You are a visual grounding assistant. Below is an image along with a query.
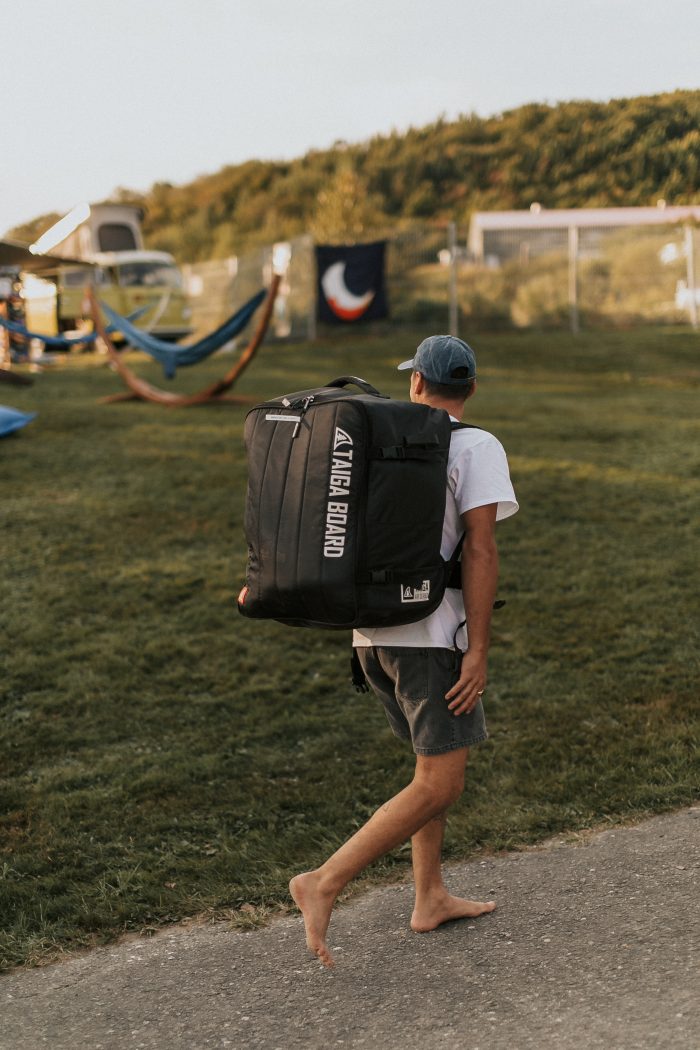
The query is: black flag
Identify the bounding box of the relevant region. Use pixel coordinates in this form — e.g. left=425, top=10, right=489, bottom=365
left=316, top=241, right=388, bottom=324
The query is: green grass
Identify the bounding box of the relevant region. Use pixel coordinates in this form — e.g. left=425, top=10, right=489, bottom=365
left=2, top=328, right=699, bottom=970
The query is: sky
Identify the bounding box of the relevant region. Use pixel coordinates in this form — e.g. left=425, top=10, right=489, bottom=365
left=2, top=0, right=699, bottom=238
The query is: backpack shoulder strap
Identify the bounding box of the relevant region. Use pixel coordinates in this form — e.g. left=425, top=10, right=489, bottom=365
left=446, top=421, right=482, bottom=586
left=450, top=421, right=482, bottom=432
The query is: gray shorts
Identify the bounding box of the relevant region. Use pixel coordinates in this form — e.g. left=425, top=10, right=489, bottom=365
left=356, top=646, right=488, bottom=756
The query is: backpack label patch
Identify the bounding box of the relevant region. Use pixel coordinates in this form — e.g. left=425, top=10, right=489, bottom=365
left=400, top=580, right=431, bottom=603
left=324, top=427, right=354, bottom=558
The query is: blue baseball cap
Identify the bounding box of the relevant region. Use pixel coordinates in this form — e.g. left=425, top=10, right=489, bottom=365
left=398, top=334, right=477, bottom=385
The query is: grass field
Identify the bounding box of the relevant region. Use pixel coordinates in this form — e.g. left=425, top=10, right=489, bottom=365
left=2, top=326, right=699, bottom=971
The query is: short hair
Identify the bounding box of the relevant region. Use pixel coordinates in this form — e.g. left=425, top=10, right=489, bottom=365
left=421, top=376, right=475, bottom=402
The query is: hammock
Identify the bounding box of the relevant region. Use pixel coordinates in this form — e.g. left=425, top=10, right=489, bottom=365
left=0, top=315, right=100, bottom=348
left=0, top=307, right=149, bottom=349
left=89, top=277, right=279, bottom=408
left=100, top=289, right=266, bottom=379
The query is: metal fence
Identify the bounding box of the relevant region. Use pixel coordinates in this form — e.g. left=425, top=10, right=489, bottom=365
left=181, top=235, right=316, bottom=343
left=463, top=221, right=699, bottom=334
left=180, top=221, right=700, bottom=342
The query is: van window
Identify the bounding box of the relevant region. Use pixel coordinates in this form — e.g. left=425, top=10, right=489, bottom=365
left=61, top=267, right=108, bottom=287
left=117, top=262, right=183, bottom=289
left=98, top=224, right=138, bottom=252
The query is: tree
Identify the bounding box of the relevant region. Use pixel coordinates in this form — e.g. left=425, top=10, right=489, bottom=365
left=6, top=212, right=61, bottom=244
left=310, top=161, right=385, bottom=243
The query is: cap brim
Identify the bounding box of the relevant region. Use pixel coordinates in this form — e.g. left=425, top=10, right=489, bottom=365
left=397, top=358, right=415, bottom=371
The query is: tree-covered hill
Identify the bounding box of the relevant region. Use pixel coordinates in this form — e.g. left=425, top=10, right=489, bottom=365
left=9, top=90, right=700, bottom=262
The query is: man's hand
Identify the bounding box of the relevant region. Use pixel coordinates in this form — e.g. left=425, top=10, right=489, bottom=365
left=445, top=649, right=488, bottom=716
left=446, top=502, right=498, bottom=718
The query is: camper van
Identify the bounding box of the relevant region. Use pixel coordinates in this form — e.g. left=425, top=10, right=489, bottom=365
left=56, top=250, right=190, bottom=341
left=23, top=202, right=191, bottom=343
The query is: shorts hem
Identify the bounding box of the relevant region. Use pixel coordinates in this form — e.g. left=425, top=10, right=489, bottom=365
left=413, top=732, right=488, bottom=756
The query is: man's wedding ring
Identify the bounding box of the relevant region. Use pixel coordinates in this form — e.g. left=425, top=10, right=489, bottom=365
left=477, top=689, right=484, bottom=695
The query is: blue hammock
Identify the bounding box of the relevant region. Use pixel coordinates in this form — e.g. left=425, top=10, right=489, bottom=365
left=0, top=307, right=149, bottom=349
left=100, top=289, right=266, bottom=379
left=0, top=405, right=36, bottom=437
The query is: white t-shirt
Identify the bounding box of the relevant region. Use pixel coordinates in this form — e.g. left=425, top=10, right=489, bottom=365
left=353, top=421, right=518, bottom=650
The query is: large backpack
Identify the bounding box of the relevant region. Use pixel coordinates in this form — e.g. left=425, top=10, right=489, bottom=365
left=237, top=376, right=470, bottom=630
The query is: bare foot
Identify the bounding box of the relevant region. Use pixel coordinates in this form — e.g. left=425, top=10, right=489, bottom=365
left=289, top=872, right=337, bottom=968
left=411, top=892, right=496, bottom=933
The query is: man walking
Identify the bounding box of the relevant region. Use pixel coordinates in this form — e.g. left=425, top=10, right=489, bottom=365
left=290, top=335, right=518, bottom=967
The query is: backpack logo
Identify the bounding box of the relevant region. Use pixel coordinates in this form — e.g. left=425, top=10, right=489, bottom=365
left=324, top=428, right=354, bottom=558
left=400, top=580, right=431, bottom=603
left=334, top=426, right=353, bottom=450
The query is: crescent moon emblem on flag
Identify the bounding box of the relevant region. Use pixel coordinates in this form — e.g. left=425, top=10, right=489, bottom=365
left=321, top=261, right=375, bottom=321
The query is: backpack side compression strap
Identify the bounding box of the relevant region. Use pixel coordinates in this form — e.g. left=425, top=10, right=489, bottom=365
left=368, top=445, right=442, bottom=461
left=445, top=422, right=506, bottom=607
left=445, top=421, right=480, bottom=589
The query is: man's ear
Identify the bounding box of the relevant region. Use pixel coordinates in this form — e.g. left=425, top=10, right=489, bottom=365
left=413, top=370, right=425, bottom=396
left=465, top=380, right=477, bottom=401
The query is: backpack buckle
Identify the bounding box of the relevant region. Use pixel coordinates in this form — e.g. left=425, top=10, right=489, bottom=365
left=377, top=446, right=405, bottom=460
left=369, top=570, right=389, bottom=583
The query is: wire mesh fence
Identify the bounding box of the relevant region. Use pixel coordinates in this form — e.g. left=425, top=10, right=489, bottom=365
left=180, top=220, right=700, bottom=342
left=181, top=235, right=316, bottom=343
left=462, top=221, right=699, bottom=332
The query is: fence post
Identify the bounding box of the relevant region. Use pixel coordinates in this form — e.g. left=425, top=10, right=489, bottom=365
left=307, top=236, right=317, bottom=342
left=448, top=222, right=458, bottom=336
left=684, top=224, right=698, bottom=330
left=568, top=225, right=579, bottom=335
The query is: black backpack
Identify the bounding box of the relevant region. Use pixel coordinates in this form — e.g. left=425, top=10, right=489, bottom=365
left=238, top=376, right=472, bottom=630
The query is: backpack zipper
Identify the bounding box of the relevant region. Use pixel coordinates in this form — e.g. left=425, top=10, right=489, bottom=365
left=291, top=395, right=315, bottom=438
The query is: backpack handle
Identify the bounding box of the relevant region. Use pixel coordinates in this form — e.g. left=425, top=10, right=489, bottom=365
left=327, top=376, right=388, bottom=398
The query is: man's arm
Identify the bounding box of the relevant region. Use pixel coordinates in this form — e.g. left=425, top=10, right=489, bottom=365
left=445, top=503, right=499, bottom=717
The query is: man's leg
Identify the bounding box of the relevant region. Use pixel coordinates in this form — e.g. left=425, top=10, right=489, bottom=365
left=290, top=749, right=469, bottom=967
left=409, top=749, right=496, bottom=931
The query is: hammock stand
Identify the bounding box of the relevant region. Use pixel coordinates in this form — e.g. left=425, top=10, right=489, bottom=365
left=0, top=303, right=33, bottom=384
left=90, top=275, right=280, bottom=407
